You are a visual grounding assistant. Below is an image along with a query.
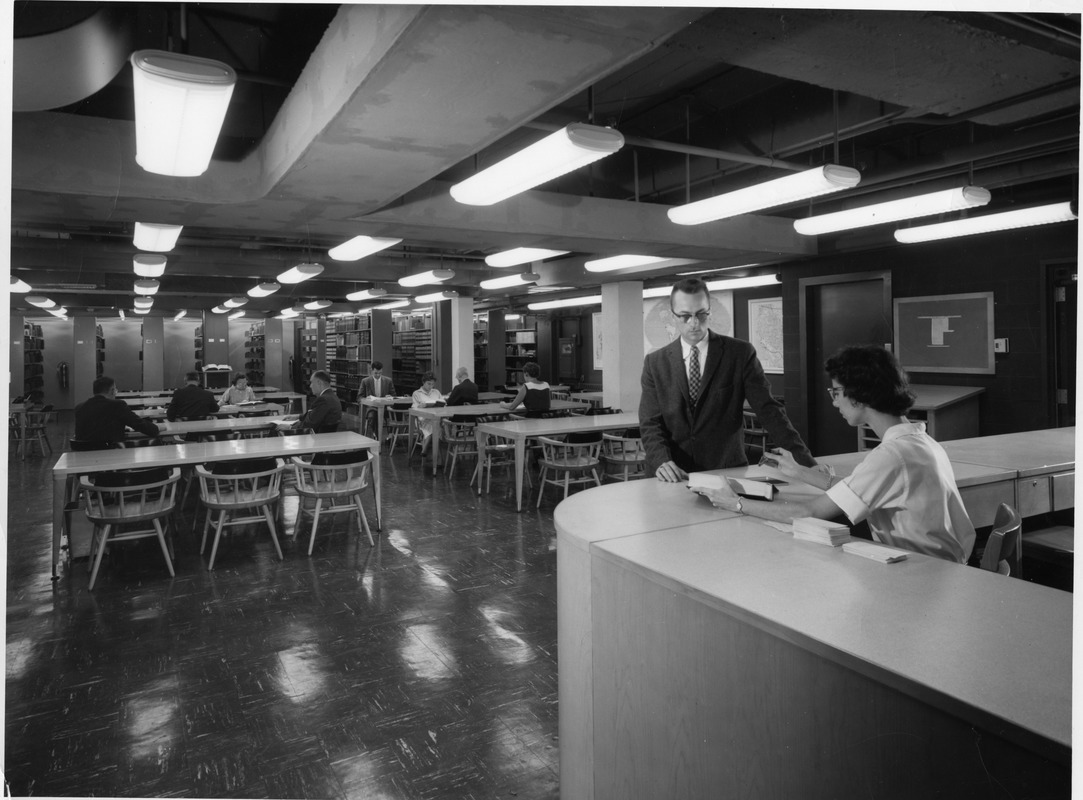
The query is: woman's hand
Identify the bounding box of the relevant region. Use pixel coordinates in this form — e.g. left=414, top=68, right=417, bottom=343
left=760, top=448, right=832, bottom=490
left=691, top=479, right=742, bottom=511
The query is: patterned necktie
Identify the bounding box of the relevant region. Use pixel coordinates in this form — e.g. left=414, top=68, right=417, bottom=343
left=688, top=346, right=701, bottom=405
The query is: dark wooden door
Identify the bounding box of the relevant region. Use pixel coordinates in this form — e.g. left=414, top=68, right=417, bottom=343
left=800, top=272, right=893, bottom=455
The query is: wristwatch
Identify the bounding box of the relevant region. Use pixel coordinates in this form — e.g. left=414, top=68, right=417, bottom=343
left=734, top=498, right=743, bottom=514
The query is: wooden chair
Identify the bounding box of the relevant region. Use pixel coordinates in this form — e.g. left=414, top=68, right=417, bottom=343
left=470, top=413, right=528, bottom=495
left=79, top=466, right=181, bottom=590
left=385, top=403, right=412, bottom=454
left=12, top=409, right=53, bottom=459
left=195, top=457, right=285, bottom=569
left=601, top=429, right=646, bottom=481
left=440, top=416, right=479, bottom=478
left=979, top=503, right=1023, bottom=577
left=535, top=434, right=602, bottom=507
left=290, top=450, right=374, bottom=555
left=742, top=411, right=772, bottom=462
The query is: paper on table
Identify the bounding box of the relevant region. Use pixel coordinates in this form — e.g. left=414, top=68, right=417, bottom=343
left=842, top=540, right=909, bottom=563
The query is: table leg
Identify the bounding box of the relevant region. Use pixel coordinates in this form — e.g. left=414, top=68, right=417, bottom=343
left=377, top=405, right=386, bottom=452
left=371, top=451, right=382, bottom=531
left=408, top=415, right=416, bottom=458
left=473, top=429, right=487, bottom=495
left=431, top=423, right=441, bottom=476
left=52, top=473, right=66, bottom=580
left=515, top=438, right=527, bottom=512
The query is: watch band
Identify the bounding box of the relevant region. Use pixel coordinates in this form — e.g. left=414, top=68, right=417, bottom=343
left=735, top=498, right=743, bottom=514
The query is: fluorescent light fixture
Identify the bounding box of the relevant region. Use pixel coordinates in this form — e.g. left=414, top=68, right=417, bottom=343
left=173, top=310, right=187, bottom=321
left=133, top=307, right=151, bottom=315
left=480, top=272, right=540, bottom=290
left=133, top=254, right=167, bottom=277
left=795, top=187, right=992, bottom=235
left=277, top=263, right=324, bottom=284
left=292, top=303, right=310, bottom=314
left=223, top=296, right=249, bottom=308
left=642, top=286, right=672, bottom=299
left=26, top=295, right=55, bottom=308
left=328, top=311, right=356, bottom=319
left=211, top=305, right=229, bottom=314
left=399, top=268, right=454, bottom=287
left=527, top=295, right=602, bottom=311
left=11, top=276, right=31, bottom=293
left=133, top=296, right=154, bottom=309
left=414, top=290, right=459, bottom=303
left=48, top=307, right=69, bottom=318
left=130, top=50, right=236, bottom=177
left=375, top=299, right=410, bottom=310
left=345, top=287, right=388, bottom=302
left=706, top=275, right=781, bottom=292
left=304, top=299, right=332, bottom=311
left=328, top=235, right=402, bottom=261
left=585, top=255, right=675, bottom=273
left=228, top=309, right=246, bottom=320
left=678, top=263, right=760, bottom=277
left=894, top=201, right=1078, bottom=243
left=450, top=123, right=625, bottom=206
left=133, top=222, right=183, bottom=251
left=278, top=306, right=301, bottom=318
left=485, top=247, right=570, bottom=268
left=505, top=313, right=522, bottom=321
left=134, top=279, right=160, bottom=295
left=668, top=164, right=861, bottom=225
left=118, top=309, right=126, bottom=320
left=247, top=280, right=281, bottom=298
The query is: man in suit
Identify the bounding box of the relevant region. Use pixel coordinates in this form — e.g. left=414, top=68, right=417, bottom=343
left=167, top=371, right=220, bottom=421
left=358, top=361, right=396, bottom=437
left=74, top=375, right=160, bottom=445
left=445, top=366, right=478, bottom=406
left=302, top=370, right=342, bottom=433
left=639, top=277, right=818, bottom=481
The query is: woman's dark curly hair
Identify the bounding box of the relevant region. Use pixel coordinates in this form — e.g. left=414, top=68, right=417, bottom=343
left=523, top=361, right=542, bottom=379
left=825, top=345, right=915, bottom=416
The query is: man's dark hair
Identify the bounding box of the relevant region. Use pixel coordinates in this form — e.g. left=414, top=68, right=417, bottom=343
left=312, top=370, right=332, bottom=384
left=371, top=361, right=384, bottom=371
left=185, top=371, right=201, bottom=383
left=93, top=376, right=115, bottom=395
left=825, top=345, right=915, bottom=416
left=420, top=371, right=436, bottom=383
left=670, top=277, right=710, bottom=308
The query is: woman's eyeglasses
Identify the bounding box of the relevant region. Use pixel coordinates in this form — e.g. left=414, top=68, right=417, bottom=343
left=826, top=387, right=844, bottom=400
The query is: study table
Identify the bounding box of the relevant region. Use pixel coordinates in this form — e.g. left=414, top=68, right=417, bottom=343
left=358, top=396, right=414, bottom=451
left=135, top=416, right=295, bottom=439
left=569, top=391, right=604, bottom=407
left=554, top=464, right=1072, bottom=800
left=857, top=384, right=986, bottom=449
left=410, top=399, right=590, bottom=476
left=51, top=431, right=379, bottom=580
left=475, top=411, right=639, bottom=509
left=133, top=402, right=285, bottom=421
left=250, top=390, right=307, bottom=414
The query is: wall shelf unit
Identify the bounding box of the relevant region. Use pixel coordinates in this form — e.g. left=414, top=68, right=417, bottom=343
left=244, top=322, right=266, bottom=385
left=473, top=316, right=489, bottom=390
left=392, top=311, right=433, bottom=395
left=23, top=322, right=44, bottom=393
left=504, top=315, right=538, bottom=386
left=327, top=315, right=374, bottom=403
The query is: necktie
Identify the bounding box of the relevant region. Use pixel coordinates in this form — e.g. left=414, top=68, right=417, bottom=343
left=375, top=379, right=382, bottom=397
left=688, top=346, right=701, bottom=405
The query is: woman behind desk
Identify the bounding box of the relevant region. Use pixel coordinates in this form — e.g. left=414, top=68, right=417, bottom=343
left=499, top=361, right=551, bottom=418
left=412, top=371, right=444, bottom=458
left=698, top=345, right=976, bottom=564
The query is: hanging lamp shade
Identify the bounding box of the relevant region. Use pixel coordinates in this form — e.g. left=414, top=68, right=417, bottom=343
left=485, top=248, right=569, bottom=268
left=398, top=268, right=454, bottom=287
left=130, top=50, right=236, bottom=177
left=480, top=272, right=540, bottom=290
left=223, top=296, right=249, bottom=308
left=345, top=287, right=387, bottom=302
left=26, top=296, right=56, bottom=308
left=133, top=254, right=167, bottom=277
left=328, top=235, right=402, bottom=261
left=133, top=222, right=183, bottom=251
left=133, top=296, right=154, bottom=309
left=277, top=263, right=324, bottom=284
left=303, top=299, right=332, bottom=310
left=10, top=276, right=32, bottom=293
left=134, top=279, right=160, bottom=295
left=247, top=281, right=281, bottom=298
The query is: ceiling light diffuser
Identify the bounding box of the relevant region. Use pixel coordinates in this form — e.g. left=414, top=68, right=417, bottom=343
left=173, top=310, right=187, bottom=320
left=48, top=307, right=69, bottom=317
left=133, top=296, right=154, bottom=309
left=133, top=307, right=150, bottom=315
left=668, top=164, right=861, bottom=225
left=133, top=222, right=183, bottom=251
left=345, top=287, right=388, bottom=302
left=248, top=281, right=280, bottom=298
left=26, top=296, right=55, bottom=308
left=134, top=279, right=160, bottom=295
left=398, top=268, right=455, bottom=287
left=133, top=254, right=167, bottom=277
left=304, top=299, right=332, bottom=310
left=130, top=50, right=236, bottom=177
left=527, top=295, right=602, bottom=311
left=894, top=201, right=1078, bottom=243
left=794, top=187, right=992, bottom=235
left=414, top=290, right=459, bottom=303
left=328, top=235, right=403, bottom=261
left=584, top=255, right=674, bottom=273
left=118, top=309, right=126, bottom=320
left=211, top=305, right=229, bottom=314
left=480, top=272, right=540, bottom=290
left=228, top=309, right=246, bottom=319
left=223, top=296, right=249, bottom=308
left=10, top=276, right=31, bottom=293
left=705, top=275, right=781, bottom=291
left=485, top=248, right=570, bottom=268
left=375, top=299, right=410, bottom=310
left=277, top=263, right=324, bottom=284
left=450, top=123, right=625, bottom=206
left=278, top=306, right=301, bottom=318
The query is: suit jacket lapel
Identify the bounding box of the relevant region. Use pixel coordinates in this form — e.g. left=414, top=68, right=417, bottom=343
left=700, top=331, right=724, bottom=389
left=667, top=338, right=692, bottom=409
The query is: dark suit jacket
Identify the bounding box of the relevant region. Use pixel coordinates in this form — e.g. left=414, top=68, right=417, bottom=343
left=302, top=389, right=342, bottom=433
left=358, top=375, right=396, bottom=398
left=74, top=394, right=160, bottom=444
left=638, top=331, right=814, bottom=476
left=445, top=379, right=478, bottom=406
left=167, top=383, right=220, bottom=421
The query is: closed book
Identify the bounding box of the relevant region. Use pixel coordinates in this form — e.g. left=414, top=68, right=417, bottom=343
left=687, top=473, right=777, bottom=501
left=842, top=541, right=909, bottom=563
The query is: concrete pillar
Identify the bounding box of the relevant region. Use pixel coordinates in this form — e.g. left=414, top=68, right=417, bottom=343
left=141, top=316, right=164, bottom=390
left=449, top=296, right=475, bottom=382
left=601, top=281, right=644, bottom=413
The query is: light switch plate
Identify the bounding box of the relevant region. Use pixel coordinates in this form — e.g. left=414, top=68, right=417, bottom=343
left=994, top=338, right=1009, bottom=353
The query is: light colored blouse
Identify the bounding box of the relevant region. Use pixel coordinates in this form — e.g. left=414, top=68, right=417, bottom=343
left=220, top=385, right=256, bottom=405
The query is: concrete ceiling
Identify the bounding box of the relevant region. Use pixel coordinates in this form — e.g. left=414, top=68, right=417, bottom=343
left=9, top=4, right=1080, bottom=317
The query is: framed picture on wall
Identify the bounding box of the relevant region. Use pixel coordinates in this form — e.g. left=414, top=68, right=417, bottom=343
left=894, top=292, right=995, bottom=374
left=747, top=297, right=784, bottom=374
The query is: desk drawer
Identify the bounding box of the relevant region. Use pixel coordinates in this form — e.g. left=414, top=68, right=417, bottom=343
left=1018, top=476, right=1052, bottom=516
left=1052, top=471, right=1074, bottom=512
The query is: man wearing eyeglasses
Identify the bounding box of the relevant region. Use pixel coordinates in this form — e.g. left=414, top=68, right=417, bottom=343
left=639, top=277, right=818, bottom=481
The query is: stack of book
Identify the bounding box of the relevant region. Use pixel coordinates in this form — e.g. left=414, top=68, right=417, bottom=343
left=792, top=517, right=851, bottom=547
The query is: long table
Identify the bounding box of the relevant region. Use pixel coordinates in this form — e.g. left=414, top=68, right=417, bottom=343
left=555, top=453, right=1073, bottom=799
left=358, top=396, right=414, bottom=450
left=51, top=431, right=379, bottom=580
left=133, top=402, right=285, bottom=420
left=147, top=416, right=294, bottom=438
left=475, top=411, right=640, bottom=509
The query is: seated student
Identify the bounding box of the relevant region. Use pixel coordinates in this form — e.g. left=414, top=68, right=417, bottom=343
left=168, top=371, right=220, bottom=421
left=358, top=361, right=397, bottom=437
left=696, top=345, right=976, bottom=564
left=219, top=373, right=256, bottom=405
left=300, top=370, right=342, bottom=433
left=499, top=361, right=550, bottom=418
left=445, top=366, right=478, bottom=406
left=74, top=375, right=160, bottom=446
left=411, top=371, right=444, bottom=457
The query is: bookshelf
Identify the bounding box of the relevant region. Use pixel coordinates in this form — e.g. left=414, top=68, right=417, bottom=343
left=392, top=311, right=433, bottom=395
left=194, top=325, right=204, bottom=369
left=504, top=315, right=538, bottom=386
left=95, top=324, right=105, bottom=377
left=473, top=315, right=489, bottom=390
left=327, top=314, right=374, bottom=404
left=300, top=317, right=322, bottom=387
left=23, top=322, right=44, bottom=393
left=244, top=322, right=266, bottom=385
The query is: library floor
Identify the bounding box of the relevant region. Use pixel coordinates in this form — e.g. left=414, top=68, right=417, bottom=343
left=5, top=416, right=561, bottom=799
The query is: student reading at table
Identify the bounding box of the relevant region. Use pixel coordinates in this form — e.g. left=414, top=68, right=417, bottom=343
left=695, top=345, right=976, bottom=564
left=412, top=371, right=444, bottom=458
left=74, top=375, right=160, bottom=446
left=499, top=362, right=550, bottom=418
left=219, top=373, right=256, bottom=405
left=300, top=370, right=342, bottom=433
left=359, top=361, right=397, bottom=437
left=168, top=371, right=220, bottom=421
left=445, top=366, right=478, bottom=406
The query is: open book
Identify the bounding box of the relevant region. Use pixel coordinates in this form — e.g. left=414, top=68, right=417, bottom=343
left=687, top=472, right=777, bottom=501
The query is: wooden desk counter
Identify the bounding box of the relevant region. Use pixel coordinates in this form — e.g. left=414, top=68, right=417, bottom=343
left=555, top=478, right=1072, bottom=800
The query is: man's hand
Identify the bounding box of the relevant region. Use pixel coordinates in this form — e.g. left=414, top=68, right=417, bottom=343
left=655, top=460, right=688, bottom=483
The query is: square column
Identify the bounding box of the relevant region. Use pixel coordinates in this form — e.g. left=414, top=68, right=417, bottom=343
left=601, top=281, right=644, bottom=412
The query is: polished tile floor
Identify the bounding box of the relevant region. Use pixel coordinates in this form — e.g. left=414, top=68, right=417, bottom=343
left=5, top=417, right=562, bottom=798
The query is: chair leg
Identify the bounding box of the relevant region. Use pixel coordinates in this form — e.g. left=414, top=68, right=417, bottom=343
left=264, top=505, right=284, bottom=560
left=307, top=498, right=323, bottom=556
left=88, top=523, right=111, bottom=590
left=200, top=509, right=214, bottom=553
left=208, top=512, right=228, bottom=569
left=353, top=493, right=374, bottom=547
left=154, top=519, right=175, bottom=577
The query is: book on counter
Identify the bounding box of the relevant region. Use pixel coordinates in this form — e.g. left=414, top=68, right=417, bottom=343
left=687, top=472, right=777, bottom=501
left=792, top=516, right=851, bottom=547
left=842, top=540, right=910, bottom=563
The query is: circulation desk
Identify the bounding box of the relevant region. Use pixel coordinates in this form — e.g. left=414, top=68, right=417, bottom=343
left=555, top=474, right=1072, bottom=799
